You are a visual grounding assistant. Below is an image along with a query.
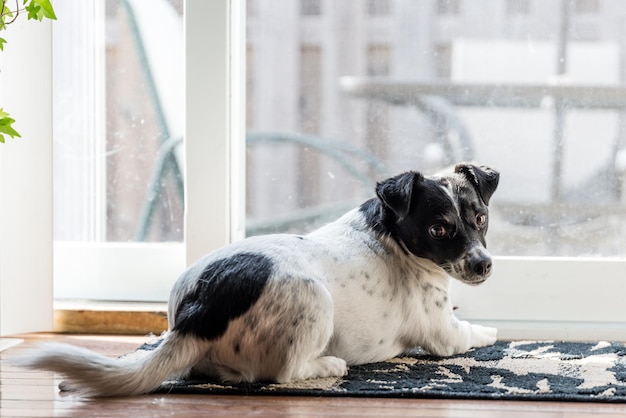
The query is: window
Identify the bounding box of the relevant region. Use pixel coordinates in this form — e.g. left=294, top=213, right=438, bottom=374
left=246, top=1, right=626, bottom=258
left=3, top=0, right=624, bottom=340
left=54, top=1, right=184, bottom=244
left=50, top=0, right=243, bottom=303
left=52, top=0, right=186, bottom=301
left=245, top=1, right=626, bottom=340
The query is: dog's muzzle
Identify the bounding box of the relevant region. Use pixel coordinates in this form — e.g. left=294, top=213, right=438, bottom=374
left=469, top=249, right=492, bottom=277
left=463, top=245, right=493, bottom=284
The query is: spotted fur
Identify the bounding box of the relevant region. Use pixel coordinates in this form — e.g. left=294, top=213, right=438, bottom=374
left=15, top=163, right=499, bottom=397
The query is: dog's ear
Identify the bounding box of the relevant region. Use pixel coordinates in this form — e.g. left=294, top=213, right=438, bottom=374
left=376, top=171, right=423, bottom=219
left=455, top=163, right=500, bottom=205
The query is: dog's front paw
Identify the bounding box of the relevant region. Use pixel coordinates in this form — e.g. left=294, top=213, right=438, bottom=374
left=315, top=356, right=348, bottom=378
left=287, top=356, right=348, bottom=382
left=470, top=324, right=497, bottom=348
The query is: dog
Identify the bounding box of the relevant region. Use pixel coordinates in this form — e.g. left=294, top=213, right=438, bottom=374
left=16, top=163, right=499, bottom=397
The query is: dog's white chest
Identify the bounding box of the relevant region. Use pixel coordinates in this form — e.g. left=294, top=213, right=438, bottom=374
left=302, top=219, right=449, bottom=364
left=318, top=268, right=419, bottom=363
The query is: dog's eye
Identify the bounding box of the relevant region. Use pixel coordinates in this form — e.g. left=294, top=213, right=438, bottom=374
left=476, top=213, right=487, bottom=228
left=428, top=225, right=447, bottom=239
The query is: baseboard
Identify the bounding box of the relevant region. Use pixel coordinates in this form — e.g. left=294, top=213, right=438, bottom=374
left=53, top=300, right=168, bottom=335
left=474, top=319, right=626, bottom=342
left=52, top=301, right=624, bottom=342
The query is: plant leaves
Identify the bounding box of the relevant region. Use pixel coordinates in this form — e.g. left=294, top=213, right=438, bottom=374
left=31, top=0, right=57, bottom=20
left=0, top=1, right=55, bottom=144
left=2, top=7, right=14, bottom=20
left=25, top=2, right=42, bottom=21
left=0, top=110, right=21, bottom=139
left=0, top=121, right=21, bottom=138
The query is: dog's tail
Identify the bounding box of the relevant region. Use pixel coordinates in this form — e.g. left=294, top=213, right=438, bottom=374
left=13, top=331, right=205, bottom=397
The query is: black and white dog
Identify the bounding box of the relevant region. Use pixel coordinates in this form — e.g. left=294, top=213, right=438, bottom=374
left=19, top=163, right=499, bottom=397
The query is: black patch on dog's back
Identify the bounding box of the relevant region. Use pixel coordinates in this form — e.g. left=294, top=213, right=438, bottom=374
left=173, top=252, right=273, bottom=340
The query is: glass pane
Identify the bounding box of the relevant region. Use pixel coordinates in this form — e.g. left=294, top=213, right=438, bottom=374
left=245, top=0, right=626, bottom=258
left=53, top=0, right=184, bottom=243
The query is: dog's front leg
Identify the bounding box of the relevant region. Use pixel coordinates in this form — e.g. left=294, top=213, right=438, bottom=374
left=468, top=321, right=498, bottom=348
left=421, top=313, right=497, bottom=357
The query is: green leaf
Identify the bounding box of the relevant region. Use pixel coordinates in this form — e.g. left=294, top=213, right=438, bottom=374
left=0, top=37, right=5, bottom=51
left=25, top=2, right=43, bottom=21
left=0, top=134, right=5, bottom=143
left=0, top=110, right=21, bottom=139
left=2, top=8, right=14, bottom=20
left=1, top=8, right=12, bottom=30
left=0, top=120, right=21, bottom=138
left=31, top=0, right=56, bottom=20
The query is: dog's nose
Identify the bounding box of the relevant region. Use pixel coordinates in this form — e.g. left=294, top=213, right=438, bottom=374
left=470, top=257, right=492, bottom=277
left=467, top=245, right=493, bottom=279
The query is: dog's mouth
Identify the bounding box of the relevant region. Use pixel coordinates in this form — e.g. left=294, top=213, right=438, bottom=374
left=442, top=261, right=492, bottom=285
left=461, top=275, right=489, bottom=286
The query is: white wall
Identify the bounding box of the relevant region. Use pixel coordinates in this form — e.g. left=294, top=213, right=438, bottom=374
left=0, top=17, right=53, bottom=335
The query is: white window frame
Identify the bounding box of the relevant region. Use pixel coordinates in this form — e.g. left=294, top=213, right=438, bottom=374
left=452, top=257, right=626, bottom=341
left=0, top=0, right=244, bottom=334
left=53, top=0, right=246, bottom=303
left=1, top=0, right=625, bottom=341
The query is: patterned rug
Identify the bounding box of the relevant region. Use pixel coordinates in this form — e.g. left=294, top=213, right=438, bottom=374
left=139, top=340, right=626, bottom=402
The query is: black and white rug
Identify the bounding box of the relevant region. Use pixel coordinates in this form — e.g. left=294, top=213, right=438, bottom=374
left=139, top=340, right=626, bottom=402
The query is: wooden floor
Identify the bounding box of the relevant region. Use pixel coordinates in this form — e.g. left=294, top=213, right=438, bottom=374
left=2, top=334, right=626, bottom=417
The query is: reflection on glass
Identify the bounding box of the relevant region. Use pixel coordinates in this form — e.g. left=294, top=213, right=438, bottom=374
left=53, top=0, right=184, bottom=243
left=246, top=0, right=626, bottom=257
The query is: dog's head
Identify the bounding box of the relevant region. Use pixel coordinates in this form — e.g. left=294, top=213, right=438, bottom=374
left=374, top=163, right=499, bottom=285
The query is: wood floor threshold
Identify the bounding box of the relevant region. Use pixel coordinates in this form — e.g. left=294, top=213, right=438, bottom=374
left=53, top=300, right=168, bottom=335
left=1, top=334, right=626, bottom=417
